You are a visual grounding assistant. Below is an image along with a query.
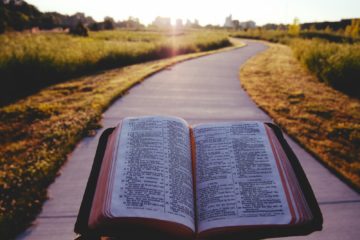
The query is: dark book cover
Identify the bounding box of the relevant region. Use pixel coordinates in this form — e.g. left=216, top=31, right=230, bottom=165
left=74, top=123, right=323, bottom=240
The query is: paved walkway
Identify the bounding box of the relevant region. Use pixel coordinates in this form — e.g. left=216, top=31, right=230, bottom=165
left=17, top=41, right=360, bottom=240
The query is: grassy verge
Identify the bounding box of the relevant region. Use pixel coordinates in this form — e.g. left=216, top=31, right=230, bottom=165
left=231, top=29, right=291, bottom=44
left=0, top=30, right=231, bottom=105
left=231, top=30, right=360, bottom=98
left=240, top=42, right=360, bottom=191
left=231, top=29, right=360, bottom=44
left=0, top=39, right=244, bottom=239
left=291, top=39, right=360, bottom=97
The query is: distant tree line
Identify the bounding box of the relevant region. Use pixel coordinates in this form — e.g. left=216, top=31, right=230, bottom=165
left=1, top=0, right=358, bottom=36
left=88, top=16, right=144, bottom=31
left=262, top=18, right=359, bottom=34
left=0, top=0, right=144, bottom=34
left=0, top=0, right=43, bottom=32
left=301, top=19, right=353, bottom=31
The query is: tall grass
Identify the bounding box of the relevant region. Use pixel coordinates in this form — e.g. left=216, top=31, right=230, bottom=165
left=231, top=29, right=360, bottom=44
left=231, top=29, right=360, bottom=97
left=0, top=30, right=233, bottom=239
left=240, top=43, right=360, bottom=191
left=291, top=39, right=360, bottom=97
left=230, top=29, right=291, bottom=44
left=0, top=30, right=230, bottom=105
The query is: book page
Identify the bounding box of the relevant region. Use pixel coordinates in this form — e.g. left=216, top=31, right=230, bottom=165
left=193, top=122, right=291, bottom=232
left=109, top=116, right=195, bottom=231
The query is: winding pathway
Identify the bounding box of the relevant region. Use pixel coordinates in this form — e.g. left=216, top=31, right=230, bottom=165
left=17, top=40, right=360, bottom=240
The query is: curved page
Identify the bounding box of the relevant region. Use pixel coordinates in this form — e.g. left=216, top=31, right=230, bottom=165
left=193, top=122, right=292, bottom=233
left=109, top=116, right=195, bottom=231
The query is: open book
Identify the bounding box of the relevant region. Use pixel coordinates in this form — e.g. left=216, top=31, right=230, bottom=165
left=75, top=116, right=322, bottom=239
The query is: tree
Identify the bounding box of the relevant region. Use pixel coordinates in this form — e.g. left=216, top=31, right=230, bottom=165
left=89, top=22, right=102, bottom=31
left=69, top=22, right=88, bottom=36
left=324, top=26, right=332, bottom=33
left=0, top=21, right=5, bottom=33
left=0, top=0, right=43, bottom=32
left=309, top=24, right=317, bottom=32
left=104, top=16, right=115, bottom=30
left=288, top=18, right=300, bottom=36
left=40, top=14, right=59, bottom=29
left=117, top=17, right=144, bottom=29
left=0, top=1, right=7, bottom=33
left=345, top=19, right=360, bottom=38
left=9, top=11, right=30, bottom=30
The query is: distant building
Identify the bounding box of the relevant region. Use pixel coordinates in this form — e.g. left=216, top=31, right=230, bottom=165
left=193, top=19, right=200, bottom=27
left=183, top=19, right=200, bottom=28
left=152, top=16, right=171, bottom=28
left=176, top=19, right=183, bottom=28
left=224, top=15, right=234, bottom=28
left=185, top=19, right=192, bottom=28
left=224, top=15, right=256, bottom=29
left=239, top=20, right=256, bottom=29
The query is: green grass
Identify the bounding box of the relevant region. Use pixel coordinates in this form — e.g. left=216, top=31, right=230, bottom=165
left=0, top=29, right=230, bottom=105
left=231, top=29, right=360, bottom=44
left=231, top=29, right=360, bottom=97
left=231, top=29, right=291, bottom=44
left=0, top=36, right=243, bottom=239
left=291, top=39, right=360, bottom=96
left=240, top=42, right=360, bottom=192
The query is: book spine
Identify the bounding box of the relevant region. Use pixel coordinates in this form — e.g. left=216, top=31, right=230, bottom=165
left=189, top=127, right=199, bottom=235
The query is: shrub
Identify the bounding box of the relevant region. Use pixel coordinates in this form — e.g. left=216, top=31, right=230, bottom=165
left=300, top=31, right=358, bottom=43
left=230, top=29, right=291, bottom=44
left=232, top=30, right=360, bottom=97
left=291, top=39, right=360, bottom=97
left=69, top=22, right=88, bottom=37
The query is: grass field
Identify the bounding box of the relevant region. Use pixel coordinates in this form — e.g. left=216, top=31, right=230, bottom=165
left=231, top=29, right=291, bottom=43
left=0, top=36, right=242, bottom=239
left=291, top=39, right=360, bottom=96
left=231, top=29, right=360, bottom=44
left=0, top=29, right=230, bottom=105
left=240, top=42, right=360, bottom=191
left=232, top=30, right=360, bottom=97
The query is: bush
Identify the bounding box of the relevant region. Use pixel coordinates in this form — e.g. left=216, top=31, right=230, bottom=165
left=291, top=39, right=360, bottom=97
left=232, top=30, right=360, bottom=97
left=69, top=22, right=88, bottom=37
left=300, top=31, right=359, bottom=43
left=231, top=29, right=291, bottom=44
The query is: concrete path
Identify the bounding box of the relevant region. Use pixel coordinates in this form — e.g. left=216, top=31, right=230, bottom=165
left=17, top=41, right=360, bottom=240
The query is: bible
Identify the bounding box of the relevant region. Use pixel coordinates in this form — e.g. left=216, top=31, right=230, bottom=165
left=75, top=116, right=322, bottom=239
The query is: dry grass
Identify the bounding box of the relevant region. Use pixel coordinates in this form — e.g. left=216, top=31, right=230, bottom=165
left=0, top=40, right=244, bottom=239
left=0, top=30, right=231, bottom=105
left=240, top=42, right=360, bottom=191
left=232, top=30, right=360, bottom=98
left=291, top=39, right=360, bottom=97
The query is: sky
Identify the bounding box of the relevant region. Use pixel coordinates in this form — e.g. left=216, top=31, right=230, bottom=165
left=26, top=0, right=360, bottom=26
